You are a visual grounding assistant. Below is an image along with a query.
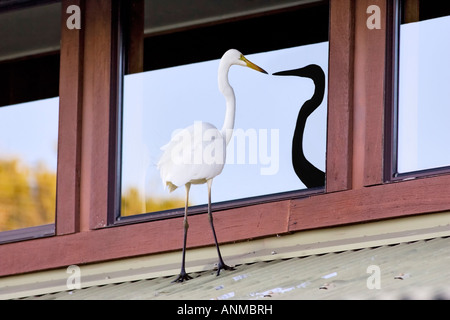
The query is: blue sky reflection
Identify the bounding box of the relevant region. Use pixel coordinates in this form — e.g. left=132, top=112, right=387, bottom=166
left=121, top=43, right=329, bottom=209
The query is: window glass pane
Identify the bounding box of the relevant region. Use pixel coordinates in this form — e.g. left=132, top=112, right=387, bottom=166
left=397, top=1, right=450, bottom=174
left=120, top=1, right=329, bottom=218
left=0, top=2, right=60, bottom=232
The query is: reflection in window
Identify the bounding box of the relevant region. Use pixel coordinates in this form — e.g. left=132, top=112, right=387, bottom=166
left=119, top=1, right=329, bottom=218
left=396, top=1, right=450, bottom=174
left=0, top=2, right=60, bottom=232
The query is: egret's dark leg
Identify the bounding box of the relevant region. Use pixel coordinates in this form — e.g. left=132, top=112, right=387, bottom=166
left=207, top=179, right=234, bottom=276
left=172, top=183, right=193, bottom=283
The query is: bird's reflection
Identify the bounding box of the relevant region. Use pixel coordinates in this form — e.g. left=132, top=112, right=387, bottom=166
left=273, top=65, right=326, bottom=188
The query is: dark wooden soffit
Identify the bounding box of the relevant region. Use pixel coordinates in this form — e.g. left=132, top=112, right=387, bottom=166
left=0, top=0, right=58, bottom=12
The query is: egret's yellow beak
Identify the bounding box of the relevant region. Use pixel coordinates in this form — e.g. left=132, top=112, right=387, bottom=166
left=240, top=55, right=268, bottom=74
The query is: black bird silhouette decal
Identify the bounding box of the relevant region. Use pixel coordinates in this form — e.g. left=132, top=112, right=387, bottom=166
left=273, top=64, right=326, bottom=188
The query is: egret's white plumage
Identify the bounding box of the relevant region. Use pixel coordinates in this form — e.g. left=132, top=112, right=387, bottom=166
left=158, top=121, right=226, bottom=192
left=157, top=49, right=267, bottom=282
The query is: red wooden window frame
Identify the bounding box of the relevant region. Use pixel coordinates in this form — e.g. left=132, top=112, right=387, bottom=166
left=0, top=1, right=61, bottom=242
left=2, top=0, right=450, bottom=277
left=114, top=1, right=330, bottom=225
left=384, top=0, right=450, bottom=183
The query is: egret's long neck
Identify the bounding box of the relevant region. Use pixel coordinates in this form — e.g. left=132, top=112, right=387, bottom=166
left=218, top=62, right=236, bottom=146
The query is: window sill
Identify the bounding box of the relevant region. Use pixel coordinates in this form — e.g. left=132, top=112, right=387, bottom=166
left=115, top=187, right=325, bottom=226
left=0, top=224, right=55, bottom=245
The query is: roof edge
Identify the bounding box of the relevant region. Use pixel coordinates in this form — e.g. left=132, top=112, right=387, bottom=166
left=2, top=211, right=450, bottom=299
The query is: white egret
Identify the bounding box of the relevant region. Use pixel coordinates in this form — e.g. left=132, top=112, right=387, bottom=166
left=157, top=49, right=268, bottom=282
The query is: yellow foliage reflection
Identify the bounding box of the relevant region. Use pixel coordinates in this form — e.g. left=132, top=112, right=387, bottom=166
left=121, top=187, right=185, bottom=217
left=0, top=159, right=186, bottom=230
left=0, top=158, right=56, bottom=232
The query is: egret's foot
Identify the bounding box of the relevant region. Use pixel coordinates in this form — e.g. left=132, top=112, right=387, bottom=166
left=215, top=261, right=235, bottom=276
left=172, top=271, right=193, bottom=283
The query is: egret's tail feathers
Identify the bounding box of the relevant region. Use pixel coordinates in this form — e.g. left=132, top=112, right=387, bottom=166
left=166, top=181, right=178, bottom=193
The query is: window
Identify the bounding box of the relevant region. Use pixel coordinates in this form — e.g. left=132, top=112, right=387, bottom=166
left=389, top=0, right=450, bottom=178
left=6, top=0, right=449, bottom=278
left=117, top=0, right=329, bottom=221
left=0, top=1, right=60, bottom=236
